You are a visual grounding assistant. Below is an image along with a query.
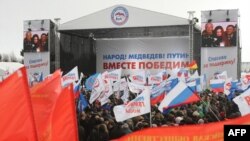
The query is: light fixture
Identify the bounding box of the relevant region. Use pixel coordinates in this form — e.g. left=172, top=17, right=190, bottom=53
left=207, top=11, right=212, bottom=23
left=226, top=10, right=230, bottom=22
left=28, top=21, right=32, bottom=31
left=40, top=20, right=44, bottom=31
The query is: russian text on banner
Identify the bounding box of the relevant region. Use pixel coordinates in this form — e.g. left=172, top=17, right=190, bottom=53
left=116, top=114, right=250, bottom=141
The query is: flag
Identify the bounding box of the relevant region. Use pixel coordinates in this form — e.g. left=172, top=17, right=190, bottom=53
left=210, top=79, right=225, bottom=93
left=165, top=78, right=179, bottom=92
left=39, top=72, right=43, bottom=82
left=128, top=81, right=145, bottom=94
left=148, top=70, right=166, bottom=85
left=62, top=66, right=79, bottom=87
left=240, top=74, right=250, bottom=91
left=186, top=80, right=197, bottom=92
left=233, top=88, right=250, bottom=116
left=73, top=72, right=84, bottom=99
left=113, top=88, right=151, bottom=122
left=189, top=60, right=198, bottom=70
left=0, top=67, right=38, bottom=141
left=150, top=81, right=167, bottom=105
left=30, top=69, right=62, bottom=141
left=224, top=78, right=232, bottom=95
left=51, top=84, right=78, bottom=141
left=78, top=93, right=88, bottom=113
left=214, top=71, right=227, bottom=80
left=98, top=79, right=113, bottom=106
left=85, top=73, right=99, bottom=91
left=129, top=70, right=146, bottom=85
left=102, top=69, right=121, bottom=82
left=158, top=81, right=200, bottom=112
left=89, top=74, right=104, bottom=104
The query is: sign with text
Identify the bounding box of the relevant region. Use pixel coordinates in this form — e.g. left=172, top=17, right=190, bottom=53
left=224, top=125, right=250, bottom=140
left=24, top=52, right=50, bottom=85
left=201, top=47, right=237, bottom=83
left=96, top=37, right=189, bottom=75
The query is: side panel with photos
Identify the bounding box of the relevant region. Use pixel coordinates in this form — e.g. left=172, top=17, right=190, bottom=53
left=23, top=20, right=50, bottom=52
left=201, top=10, right=238, bottom=47
left=201, top=9, right=239, bottom=83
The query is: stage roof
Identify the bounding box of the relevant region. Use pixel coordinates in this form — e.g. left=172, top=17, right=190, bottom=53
left=59, top=5, right=189, bottom=31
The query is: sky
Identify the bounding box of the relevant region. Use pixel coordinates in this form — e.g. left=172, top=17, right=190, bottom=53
left=0, top=0, right=249, bottom=61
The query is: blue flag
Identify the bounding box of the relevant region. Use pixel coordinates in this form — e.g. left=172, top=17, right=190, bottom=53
left=78, top=93, right=88, bottom=112
left=85, top=73, right=99, bottom=90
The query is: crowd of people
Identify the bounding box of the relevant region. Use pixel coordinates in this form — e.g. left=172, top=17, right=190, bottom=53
left=202, top=22, right=237, bottom=47
left=23, top=31, right=48, bottom=52
left=76, top=86, right=241, bottom=141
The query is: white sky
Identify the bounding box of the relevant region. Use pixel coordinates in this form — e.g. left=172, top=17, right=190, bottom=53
left=0, top=0, right=249, bottom=61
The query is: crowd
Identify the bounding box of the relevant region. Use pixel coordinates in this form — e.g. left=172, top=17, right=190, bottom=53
left=76, top=87, right=241, bottom=141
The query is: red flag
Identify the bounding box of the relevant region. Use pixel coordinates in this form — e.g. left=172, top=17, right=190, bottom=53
left=30, top=69, right=62, bottom=141
left=189, top=60, right=198, bottom=70
left=0, top=67, right=38, bottom=141
left=51, top=85, right=79, bottom=141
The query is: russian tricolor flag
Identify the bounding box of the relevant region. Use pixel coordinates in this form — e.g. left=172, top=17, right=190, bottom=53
left=158, top=81, right=200, bottom=112
left=210, top=79, right=225, bottom=93
left=150, top=82, right=166, bottom=105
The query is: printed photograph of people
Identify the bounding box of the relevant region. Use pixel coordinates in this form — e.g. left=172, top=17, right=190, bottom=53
left=201, top=22, right=237, bottom=47
left=23, top=20, right=49, bottom=52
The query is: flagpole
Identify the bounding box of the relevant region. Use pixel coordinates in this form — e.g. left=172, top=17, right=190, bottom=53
left=200, top=97, right=220, bottom=121
left=149, top=109, right=152, bottom=127
left=146, top=76, right=153, bottom=127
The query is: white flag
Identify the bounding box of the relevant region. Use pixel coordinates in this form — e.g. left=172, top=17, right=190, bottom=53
left=113, top=88, right=151, bottom=122
left=129, top=70, right=146, bottom=85
left=128, top=81, right=145, bottom=94
left=102, top=69, right=121, bottom=82
left=148, top=70, right=166, bottom=85
left=62, top=66, right=79, bottom=87
left=89, top=74, right=104, bottom=104
left=233, top=88, right=250, bottom=116
left=224, top=78, right=232, bottom=95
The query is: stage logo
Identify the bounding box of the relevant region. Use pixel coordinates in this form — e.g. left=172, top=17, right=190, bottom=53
left=111, top=6, right=129, bottom=26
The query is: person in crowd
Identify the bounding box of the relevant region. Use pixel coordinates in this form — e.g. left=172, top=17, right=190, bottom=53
left=202, top=22, right=216, bottom=47
left=224, top=25, right=237, bottom=46
left=213, top=25, right=227, bottom=47
left=39, top=33, right=48, bottom=52
left=23, top=31, right=33, bottom=51
left=76, top=79, right=241, bottom=141
left=31, top=34, right=41, bottom=52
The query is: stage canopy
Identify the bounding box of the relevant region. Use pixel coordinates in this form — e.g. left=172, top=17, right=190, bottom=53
left=57, top=5, right=200, bottom=75
left=59, top=4, right=189, bottom=31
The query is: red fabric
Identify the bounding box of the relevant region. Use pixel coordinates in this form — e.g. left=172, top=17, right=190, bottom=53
left=30, top=69, right=62, bottom=141
left=0, top=67, right=38, bottom=141
left=189, top=60, right=198, bottom=70
left=116, top=114, right=250, bottom=141
left=51, top=84, right=78, bottom=141
left=150, top=92, right=165, bottom=105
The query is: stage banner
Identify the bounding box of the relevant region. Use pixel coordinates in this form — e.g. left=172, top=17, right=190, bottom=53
left=96, top=37, right=189, bottom=75
left=201, top=10, right=238, bottom=47
left=201, top=47, right=237, bottom=83
left=115, top=114, right=250, bottom=141
left=24, top=52, right=50, bottom=86
left=23, top=20, right=50, bottom=52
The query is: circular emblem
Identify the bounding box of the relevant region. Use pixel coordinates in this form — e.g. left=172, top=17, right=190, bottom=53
left=111, top=6, right=129, bottom=26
